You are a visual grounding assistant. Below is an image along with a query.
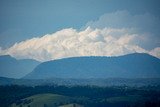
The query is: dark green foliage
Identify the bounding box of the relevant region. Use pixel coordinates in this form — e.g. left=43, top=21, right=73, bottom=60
left=44, top=103, right=48, bottom=107
left=0, top=85, right=160, bottom=107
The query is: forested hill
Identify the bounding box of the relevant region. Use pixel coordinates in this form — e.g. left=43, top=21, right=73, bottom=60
left=24, top=53, right=160, bottom=79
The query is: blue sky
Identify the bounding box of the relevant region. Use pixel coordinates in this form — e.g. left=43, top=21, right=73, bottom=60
left=0, top=0, right=160, bottom=48
left=0, top=0, right=160, bottom=61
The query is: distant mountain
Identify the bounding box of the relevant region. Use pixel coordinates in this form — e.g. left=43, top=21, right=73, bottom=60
left=0, top=55, right=40, bottom=78
left=24, top=53, right=160, bottom=79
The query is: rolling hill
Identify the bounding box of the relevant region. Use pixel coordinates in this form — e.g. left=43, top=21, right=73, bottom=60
left=24, top=53, right=160, bottom=79
left=0, top=55, right=40, bottom=78
left=11, top=93, right=83, bottom=107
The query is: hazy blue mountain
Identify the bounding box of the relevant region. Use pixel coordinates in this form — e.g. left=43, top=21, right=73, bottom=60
left=24, top=53, right=160, bottom=79
left=0, top=55, right=40, bottom=78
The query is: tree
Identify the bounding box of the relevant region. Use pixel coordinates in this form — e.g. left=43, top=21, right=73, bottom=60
left=43, top=104, right=48, bottom=107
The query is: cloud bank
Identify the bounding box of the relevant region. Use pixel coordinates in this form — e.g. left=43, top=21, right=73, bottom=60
left=0, top=27, right=159, bottom=61
left=0, top=10, right=160, bottom=61
left=85, top=10, right=160, bottom=49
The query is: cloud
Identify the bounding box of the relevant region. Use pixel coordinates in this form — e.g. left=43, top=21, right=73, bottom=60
left=0, top=27, right=159, bottom=62
left=85, top=10, right=159, bottom=33
left=85, top=10, right=160, bottom=49
left=0, top=10, right=159, bottom=61
left=149, top=47, right=160, bottom=58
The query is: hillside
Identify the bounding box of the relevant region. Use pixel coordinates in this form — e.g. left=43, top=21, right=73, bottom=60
left=24, top=53, right=160, bottom=79
left=11, top=93, right=82, bottom=107
left=5, top=85, right=160, bottom=107
left=0, top=55, right=40, bottom=78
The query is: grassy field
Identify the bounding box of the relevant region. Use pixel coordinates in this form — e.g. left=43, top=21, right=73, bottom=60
left=11, top=93, right=77, bottom=107
left=10, top=93, right=148, bottom=107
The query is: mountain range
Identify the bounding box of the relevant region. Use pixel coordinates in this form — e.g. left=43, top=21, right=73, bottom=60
left=0, top=55, right=40, bottom=78
left=24, top=53, right=160, bottom=79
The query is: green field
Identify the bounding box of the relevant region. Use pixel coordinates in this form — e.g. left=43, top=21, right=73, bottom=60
left=10, top=93, right=148, bottom=107
left=11, top=93, right=82, bottom=107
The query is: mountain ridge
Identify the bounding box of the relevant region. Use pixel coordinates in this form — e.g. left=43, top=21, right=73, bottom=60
left=24, top=53, right=160, bottom=79
left=0, top=55, right=40, bottom=78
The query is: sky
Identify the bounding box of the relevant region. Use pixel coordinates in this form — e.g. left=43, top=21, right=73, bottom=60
left=0, top=0, right=160, bottom=61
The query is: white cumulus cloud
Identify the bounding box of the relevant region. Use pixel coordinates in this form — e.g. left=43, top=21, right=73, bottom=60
left=85, top=10, right=160, bottom=49
left=0, top=10, right=160, bottom=61
left=0, top=27, right=159, bottom=62
left=149, top=47, right=160, bottom=58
